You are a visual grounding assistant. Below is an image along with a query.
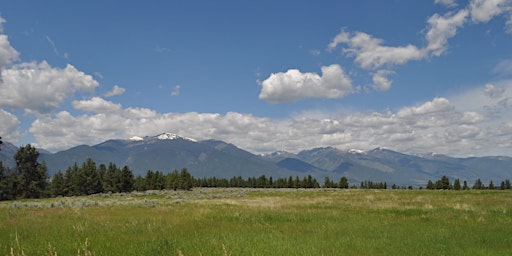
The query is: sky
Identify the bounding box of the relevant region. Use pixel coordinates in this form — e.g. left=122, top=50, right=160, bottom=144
left=0, top=0, right=512, bottom=157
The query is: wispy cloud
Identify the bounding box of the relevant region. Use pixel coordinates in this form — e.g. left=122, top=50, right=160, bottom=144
left=104, top=85, right=126, bottom=97
left=45, top=35, right=69, bottom=59
left=154, top=46, right=170, bottom=53
left=171, top=85, right=181, bottom=96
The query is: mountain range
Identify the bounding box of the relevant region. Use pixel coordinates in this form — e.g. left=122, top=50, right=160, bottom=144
left=1, top=133, right=511, bottom=187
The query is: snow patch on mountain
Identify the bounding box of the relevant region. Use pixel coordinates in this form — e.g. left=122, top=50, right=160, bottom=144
left=155, top=133, right=197, bottom=142
left=348, top=149, right=366, bottom=154
left=129, top=136, right=144, bottom=141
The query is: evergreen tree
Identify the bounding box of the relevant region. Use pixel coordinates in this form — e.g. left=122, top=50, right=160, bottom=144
left=462, top=180, right=469, bottom=190
left=436, top=176, right=451, bottom=190
left=119, top=166, right=134, bottom=192
left=179, top=168, right=193, bottom=190
left=426, top=180, right=435, bottom=190
left=103, top=163, right=118, bottom=193
left=14, top=144, right=48, bottom=198
left=488, top=180, right=495, bottom=190
left=81, top=158, right=103, bottom=195
left=453, top=178, right=461, bottom=190
left=50, top=171, right=65, bottom=196
left=133, top=176, right=147, bottom=191
left=472, top=179, right=484, bottom=190
left=287, top=176, right=293, bottom=188
left=339, top=176, right=349, bottom=189
left=0, top=162, right=15, bottom=200
left=500, top=179, right=511, bottom=190
left=166, top=169, right=179, bottom=190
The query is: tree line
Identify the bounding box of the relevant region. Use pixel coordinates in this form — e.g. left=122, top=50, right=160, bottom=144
left=426, top=175, right=511, bottom=190
left=1, top=144, right=512, bottom=201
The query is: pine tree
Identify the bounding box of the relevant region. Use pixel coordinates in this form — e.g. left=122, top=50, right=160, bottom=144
left=81, top=158, right=102, bottom=195
left=339, top=176, right=349, bottom=189
left=14, top=144, right=48, bottom=198
left=472, top=179, right=484, bottom=190
left=0, top=162, right=15, bottom=200
left=179, top=168, right=193, bottom=190
left=453, top=179, right=461, bottom=190
left=50, top=171, right=65, bottom=196
left=462, top=180, right=469, bottom=190
left=488, top=180, right=495, bottom=190
left=119, top=166, right=134, bottom=192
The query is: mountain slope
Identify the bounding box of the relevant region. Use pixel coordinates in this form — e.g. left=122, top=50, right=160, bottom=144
left=2, top=134, right=512, bottom=187
left=39, top=133, right=307, bottom=179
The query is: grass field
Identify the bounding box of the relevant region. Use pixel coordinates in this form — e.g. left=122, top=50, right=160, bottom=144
left=1, top=188, right=511, bottom=255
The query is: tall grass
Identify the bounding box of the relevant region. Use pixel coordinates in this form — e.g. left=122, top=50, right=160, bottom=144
left=1, top=188, right=511, bottom=255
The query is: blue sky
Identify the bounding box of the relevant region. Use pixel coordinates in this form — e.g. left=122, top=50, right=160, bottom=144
left=0, top=0, right=512, bottom=156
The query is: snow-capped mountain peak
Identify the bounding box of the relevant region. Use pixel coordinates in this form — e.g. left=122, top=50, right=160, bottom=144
left=155, top=133, right=197, bottom=142
left=129, top=136, right=144, bottom=141
left=348, top=149, right=366, bottom=154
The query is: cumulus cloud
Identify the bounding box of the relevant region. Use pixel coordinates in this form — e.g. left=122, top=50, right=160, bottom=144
left=104, top=85, right=125, bottom=97
left=0, top=17, right=20, bottom=70
left=0, top=61, right=99, bottom=113
left=372, top=70, right=394, bottom=91
left=259, top=64, right=353, bottom=103
left=0, top=108, right=20, bottom=143
left=469, top=0, right=512, bottom=23
left=27, top=93, right=506, bottom=157
left=72, top=97, right=122, bottom=114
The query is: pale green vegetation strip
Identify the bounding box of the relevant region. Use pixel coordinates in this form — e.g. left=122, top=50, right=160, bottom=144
left=1, top=188, right=511, bottom=255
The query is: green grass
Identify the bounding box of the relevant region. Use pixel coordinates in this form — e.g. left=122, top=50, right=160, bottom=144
left=1, top=188, right=511, bottom=255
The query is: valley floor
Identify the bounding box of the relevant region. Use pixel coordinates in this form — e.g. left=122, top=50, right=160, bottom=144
left=1, top=188, right=511, bottom=255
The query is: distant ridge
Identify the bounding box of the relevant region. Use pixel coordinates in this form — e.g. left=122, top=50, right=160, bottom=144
left=1, top=133, right=512, bottom=186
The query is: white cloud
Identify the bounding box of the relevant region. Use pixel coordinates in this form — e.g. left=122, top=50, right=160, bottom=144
left=425, top=9, right=469, bottom=56
left=372, top=70, right=393, bottom=91
left=397, top=97, right=453, bottom=117
left=0, top=61, right=99, bottom=113
left=329, top=31, right=425, bottom=69
left=469, top=0, right=512, bottom=23
left=435, top=0, right=458, bottom=8
left=0, top=108, right=20, bottom=143
left=259, top=64, right=353, bottom=103
left=484, top=83, right=506, bottom=98
left=27, top=92, right=508, bottom=157
left=104, top=85, right=126, bottom=97
left=0, top=17, right=20, bottom=70
left=72, top=97, right=122, bottom=114
left=492, top=59, right=512, bottom=75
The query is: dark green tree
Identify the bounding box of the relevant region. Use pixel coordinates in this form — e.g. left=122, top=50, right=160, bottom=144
left=119, top=166, right=134, bottom=192
left=0, top=162, right=15, bottom=200
left=472, top=179, right=484, bottom=190
left=80, top=158, right=103, bottom=195
left=436, top=176, right=451, bottom=190
left=339, top=176, right=349, bottom=189
left=453, top=178, right=461, bottom=190
left=50, top=171, right=65, bottom=196
left=14, top=144, right=48, bottom=198
left=505, top=179, right=511, bottom=190
left=426, top=180, right=435, bottom=190
left=488, top=180, right=495, bottom=190
left=179, top=168, right=193, bottom=190
left=133, top=175, right=147, bottom=191
left=462, top=180, right=469, bottom=190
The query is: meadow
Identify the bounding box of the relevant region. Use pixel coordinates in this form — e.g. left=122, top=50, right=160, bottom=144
left=1, top=188, right=511, bottom=255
